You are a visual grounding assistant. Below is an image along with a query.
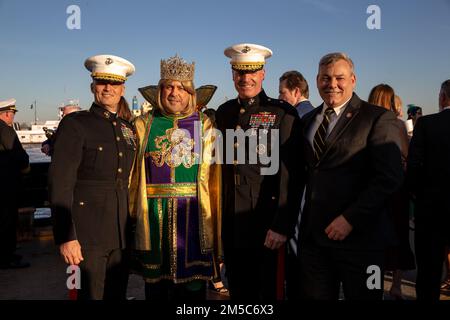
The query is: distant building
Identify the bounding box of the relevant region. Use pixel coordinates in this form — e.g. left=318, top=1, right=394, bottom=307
left=132, top=96, right=141, bottom=118
left=141, top=101, right=153, bottom=114
left=131, top=96, right=153, bottom=118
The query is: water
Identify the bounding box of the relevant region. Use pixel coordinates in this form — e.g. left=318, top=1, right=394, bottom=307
left=35, top=208, right=51, bottom=219
left=23, top=144, right=51, bottom=163
left=23, top=144, right=51, bottom=219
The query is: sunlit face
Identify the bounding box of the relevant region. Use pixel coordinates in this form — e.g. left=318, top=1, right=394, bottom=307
left=232, top=69, right=265, bottom=99
left=317, top=59, right=356, bottom=108
left=161, top=80, right=191, bottom=114
left=278, top=79, right=299, bottom=106
left=91, top=80, right=125, bottom=112
left=0, top=111, right=16, bottom=126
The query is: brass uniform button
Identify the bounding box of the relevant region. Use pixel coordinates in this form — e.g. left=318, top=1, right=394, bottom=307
left=98, top=146, right=103, bottom=151
left=119, top=152, right=123, bottom=157
left=240, top=108, right=245, bottom=114
left=79, top=202, right=85, bottom=206
left=118, top=168, right=123, bottom=173
left=116, top=137, right=120, bottom=141
left=112, top=121, right=117, bottom=126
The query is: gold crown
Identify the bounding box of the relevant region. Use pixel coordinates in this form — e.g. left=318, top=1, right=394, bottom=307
left=160, top=55, right=195, bottom=82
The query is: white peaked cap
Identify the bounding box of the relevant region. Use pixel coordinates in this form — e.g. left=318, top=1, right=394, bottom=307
left=85, top=54, right=135, bottom=83
left=0, top=98, right=18, bottom=112
left=224, top=43, right=273, bottom=71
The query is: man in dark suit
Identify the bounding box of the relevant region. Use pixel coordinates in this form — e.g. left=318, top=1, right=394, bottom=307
left=215, top=43, right=302, bottom=300
left=407, top=79, right=450, bottom=300
left=49, top=54, right=136, bottom=300
left=278, top=70, right=314, bottom=299
left=278, top=70, right=315, bottom=118
left=298, top=52, right=403, bottom=300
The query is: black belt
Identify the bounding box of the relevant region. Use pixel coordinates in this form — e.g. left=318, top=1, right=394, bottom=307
left=233, top=174, right=263, bottom=186
left=76, top=179, right=126, bottom=190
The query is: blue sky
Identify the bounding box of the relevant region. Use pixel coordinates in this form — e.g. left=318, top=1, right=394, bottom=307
left=1, top=0, right=450, bottom=123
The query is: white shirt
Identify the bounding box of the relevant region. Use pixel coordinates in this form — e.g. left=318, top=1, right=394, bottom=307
left=441, top=106, right=450, bottom=112
left=307, top=98, right=351, bottom=150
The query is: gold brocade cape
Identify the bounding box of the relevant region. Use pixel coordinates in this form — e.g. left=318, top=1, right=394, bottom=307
left=129, top=110, right=222, bottom=258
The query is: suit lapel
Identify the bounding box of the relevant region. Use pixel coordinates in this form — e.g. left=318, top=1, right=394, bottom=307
left=302, top=104, right=322, bottom=135
left=302, top=105, right=323, bottom=165
left=318, top=94, right=362, bottom=164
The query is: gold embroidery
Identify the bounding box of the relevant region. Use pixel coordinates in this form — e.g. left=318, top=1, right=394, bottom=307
left=171, top=167, right=175, bottom=183
left=135, top=254, right=160, bottom=270
left=146, top=183, right=197, bottom=198
left=172, top=198, right=178, bottom=278
left=168, top=198, right=175, bottom=277
left=157, top=198, right=163, bottom=256
left=92, top=72, right=127, bottom=82
left=144, top=274, right=212, bottom=284
left=141, top=263, right=161, bottom=270
left=185, top=198, right=190, bottom=267
left=135, top=197, right=163, bottom=270
left=197, top=113, right=208, bottom=253
left=149, top=120, right=199, bottom=168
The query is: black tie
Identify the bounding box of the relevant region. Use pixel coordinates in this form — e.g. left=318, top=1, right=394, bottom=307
left=313, top=107, right=334, bottom=161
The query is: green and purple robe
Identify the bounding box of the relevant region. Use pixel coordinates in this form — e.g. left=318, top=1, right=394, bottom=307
left=129, top=109, right=222, bottom=284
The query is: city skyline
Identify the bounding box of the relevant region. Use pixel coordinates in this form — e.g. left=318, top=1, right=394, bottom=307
left=1, top=0, right=450, bottom=123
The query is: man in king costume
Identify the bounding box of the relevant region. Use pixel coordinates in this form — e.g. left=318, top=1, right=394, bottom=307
left=130, top=55, right=222, bottom=300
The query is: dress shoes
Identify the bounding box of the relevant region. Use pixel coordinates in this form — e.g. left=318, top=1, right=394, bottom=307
left=440, top=280, right=450, bottom=290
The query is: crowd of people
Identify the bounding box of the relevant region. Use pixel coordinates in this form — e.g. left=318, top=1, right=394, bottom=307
left=1, top=43, right=449, bottom=301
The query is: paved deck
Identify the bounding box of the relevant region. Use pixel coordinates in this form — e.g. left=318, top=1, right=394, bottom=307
left=1, top=225, right=449, bottom=300
left=0, top=226, right=228, bottom=300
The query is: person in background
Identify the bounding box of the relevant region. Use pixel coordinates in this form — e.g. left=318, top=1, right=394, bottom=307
left=279, top=70, right=314, bottom=118
left=41, top=103, right=82, bottom=156
left=278, top=70, right=314, bottom=299
left=368, top=84, right=415, bottom=300
left=407, top=105, right=423, bottom=126
left=394, top=95, right=404, bottom=119
left=0, top=99, right=30, bottom=269
left=407, top=79, right=450, bottom=300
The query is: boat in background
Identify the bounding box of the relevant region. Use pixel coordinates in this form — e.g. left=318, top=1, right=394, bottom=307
left=15, top=120, right=59, bottom=144
left=14, top=99, right=81, bottom=144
